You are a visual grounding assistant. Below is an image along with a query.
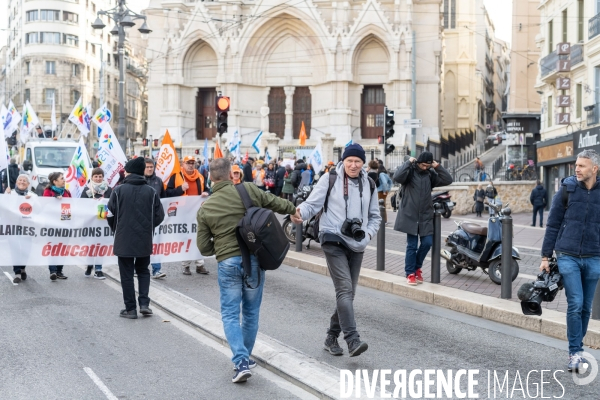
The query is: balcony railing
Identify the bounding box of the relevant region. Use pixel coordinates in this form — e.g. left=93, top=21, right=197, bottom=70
left=540, top=51, right=558, bottom=77
left=587, top=104, right=600, bottom=126
left=571, top=43, right=584, bottom=66
left=590, top=13, right=600, bottom=40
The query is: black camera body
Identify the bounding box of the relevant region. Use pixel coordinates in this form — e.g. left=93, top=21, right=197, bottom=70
left=518, top=258, right=564, bottom=316
left=341, top=218, right=365, bottom=241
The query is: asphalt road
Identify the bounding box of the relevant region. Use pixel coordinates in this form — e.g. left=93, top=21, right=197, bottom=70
left=0, top=266, right=314, bottom=400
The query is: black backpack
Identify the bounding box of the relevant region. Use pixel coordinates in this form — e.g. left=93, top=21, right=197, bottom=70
left=312, top=170, right=375, bottom=243
left=235, top=184, right=290, bottom=288
left=290, top=169, right=303, bottom=188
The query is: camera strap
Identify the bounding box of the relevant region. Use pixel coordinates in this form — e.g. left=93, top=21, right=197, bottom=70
left=343, top=171, right=364, bottom=220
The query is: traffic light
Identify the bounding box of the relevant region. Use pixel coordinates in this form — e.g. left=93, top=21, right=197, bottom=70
left=143, top=138, right=148, bottom=146
left=194, top=149, right=199, bottom=155
left=384, top=107, right=395, bottom=155
left=216, top=95, right=230, bottom=134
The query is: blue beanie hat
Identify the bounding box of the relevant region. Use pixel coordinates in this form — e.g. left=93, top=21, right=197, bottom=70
left=342, top=143, right=366, bottom=163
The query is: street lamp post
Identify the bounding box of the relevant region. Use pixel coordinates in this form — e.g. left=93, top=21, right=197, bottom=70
left=92, top=0, right=151, bottom=150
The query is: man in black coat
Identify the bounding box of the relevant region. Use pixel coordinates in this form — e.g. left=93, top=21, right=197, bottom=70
left=1, top=158, right=20, bottom=190
left=393, top=152, right=453, bottom=285
left=274, top=160, right=286, bottom=197
left=144, top=158, right=166, bottom=199
left=530, top=180, right=547, bottom=227
left=107, top=157, right=165, bottom=319
left=243, top=158, right=254, bottom=183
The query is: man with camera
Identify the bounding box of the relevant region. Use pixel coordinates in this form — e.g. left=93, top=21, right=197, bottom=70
left=292, top=144, right=381, bottom=357
left=393, top=152, right=453, bottom=285
left=540, top=149, right=600, bottom=371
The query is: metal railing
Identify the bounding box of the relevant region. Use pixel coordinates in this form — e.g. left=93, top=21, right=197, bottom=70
left=451, top=154, right=505, bottom=182
left=571, top=43, right=584, bottom=66
left=540, top=51, right=557, bottom=78
left=590, top=13, right=600, bottom=40
left=587, top=104, right=600, bottom=126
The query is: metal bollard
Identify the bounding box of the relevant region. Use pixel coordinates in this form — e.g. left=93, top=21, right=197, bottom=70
left=501, top=207, right=513, bottom=299
left=593, top=281, right=600, bottom=320
left=295, top=198, right=303, bottom=252
left=431, top=203, right=442, bottom=283
left=376, top=199, right=385, bottom=271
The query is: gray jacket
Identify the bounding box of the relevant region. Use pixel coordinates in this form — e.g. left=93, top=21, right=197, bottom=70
left=297, top=164, right=381, bottom=252
left=393, top=160, right=453, bottom=236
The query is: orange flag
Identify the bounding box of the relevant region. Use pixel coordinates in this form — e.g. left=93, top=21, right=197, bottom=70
left=299, top=121, right=307, bottom=146
left=154, top=130, right=183, bottom=189
left=214, top=139, right=224, bottom=159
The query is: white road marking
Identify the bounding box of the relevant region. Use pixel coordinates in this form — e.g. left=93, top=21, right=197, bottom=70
left=83, top=367, right=118, bottom=400
left=4, top=271, right=18, bottom=286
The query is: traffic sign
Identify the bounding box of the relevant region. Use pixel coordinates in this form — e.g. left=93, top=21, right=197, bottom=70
left=404, top=123, right=422, bottom=128
left=403, top=119, right=422, bottom=124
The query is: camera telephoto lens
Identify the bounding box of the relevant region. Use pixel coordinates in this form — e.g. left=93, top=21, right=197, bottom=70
left=351, top=225, right=366, bottom=241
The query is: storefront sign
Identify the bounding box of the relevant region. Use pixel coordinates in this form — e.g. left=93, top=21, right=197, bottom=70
left=574, top=127, right=600, bottom=153
left=505, top=118, right=540, bottom=134
left=537, top=140, right=574, bottom=163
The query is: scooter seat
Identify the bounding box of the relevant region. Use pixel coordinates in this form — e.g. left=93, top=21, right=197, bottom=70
left=462, top=223, right=488, bottom=236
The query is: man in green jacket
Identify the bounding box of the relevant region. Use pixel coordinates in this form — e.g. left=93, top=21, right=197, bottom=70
left=196, top=158, right=299, bottom=383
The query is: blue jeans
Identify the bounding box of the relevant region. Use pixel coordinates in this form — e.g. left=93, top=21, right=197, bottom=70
left=151, top=263, right=161, bottom=275
left=217, top=255, right=264, bottom=367
left=557, top=254, right=600, bottom=354
left=49, top=265, right=63, bottom=273
left=405, top=234, right=433, bottom=276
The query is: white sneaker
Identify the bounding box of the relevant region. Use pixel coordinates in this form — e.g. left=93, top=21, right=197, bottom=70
left=152, top=271, right=166, bottom=279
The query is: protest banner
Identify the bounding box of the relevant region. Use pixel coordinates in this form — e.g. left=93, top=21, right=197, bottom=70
left=96, top=124, right=127, bottom=187
left=0, top=196, right=206, bottom=266
left=154, top=130, right=183, bottom=188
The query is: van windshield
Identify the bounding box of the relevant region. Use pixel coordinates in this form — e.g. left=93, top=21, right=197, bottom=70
left=34, top=147, right=76, bottom=168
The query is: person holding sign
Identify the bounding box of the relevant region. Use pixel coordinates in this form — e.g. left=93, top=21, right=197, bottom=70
left=43, top=172, right=72, bottom=281
left=9, top=174, right=37, bottom=283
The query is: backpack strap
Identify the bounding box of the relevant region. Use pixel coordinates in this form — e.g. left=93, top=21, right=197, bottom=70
left=323, top=170, right=338, bottom=213
left=367, top=176, right=375, bottom=196
left=235, top=184, right=254, bottom=210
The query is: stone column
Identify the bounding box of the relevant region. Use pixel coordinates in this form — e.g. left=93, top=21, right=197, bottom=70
left=265, top=132, right=280, bottom=160
left=260, top=101, right=270, bottom=133
left=284, top=86, right=295, bottom=142
left=321, top=132, right=336, bottom=164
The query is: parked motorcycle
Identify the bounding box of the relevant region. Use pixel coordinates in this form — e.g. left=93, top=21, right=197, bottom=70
left=432, top=191, right=454, bottom=219
left=282, top=186, right=319, bottom=248
left=441, top=202, right=520, bottom=285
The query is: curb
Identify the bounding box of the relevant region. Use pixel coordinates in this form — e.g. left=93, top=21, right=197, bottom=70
left=284, top=252, right=600, bottom=348
left=100, top=265, right=340, bottom=399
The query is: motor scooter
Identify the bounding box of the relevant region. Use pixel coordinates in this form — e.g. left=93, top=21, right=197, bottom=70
left=432, top=191, right=454, bottom=218
left=281, top=186, right=319, bottom=248
left=441, top=202, right=520, bottom=284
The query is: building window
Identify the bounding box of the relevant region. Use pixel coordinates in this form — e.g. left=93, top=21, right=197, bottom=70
left=92, top=2, right=96, bottom=12
left=577, top=83, right=582, bottom=118
left=40, top=10, right=60, bottom=22
left=579, top=0, right=584, bottom=42
left=24, top=89, right=30, bottom=102
left=361, top=86, right=385, bottom=139
left=45, top=89, right=56, bottom=105
left=26, top=10, right=38, bottom=22
left=45, top=61, right=56, bottom=74
left=63, top=11, right=78, bottom=23
left=25, top=32, right=39, bottom=44
left=72, top=90, right=81, bottom=104
left=63, top=34, right=79, bottom=47
left=548, top=96, right=553, bottom=128
left=127, top=99, right=137, bottom=117
left=562, top=9, right=568, bottom=43
left=72, top=63, right=80, bottom=77
left=91, top=44, right=96, bottom=55
left=40, top=32, right=61, bottom=44
left=25, top=61, right=30, bottom=75
left=443, top=0, right=456, bottom=29
left=549, top=20, right=554, bottom=54
left=87, top=66, right=90, bottom=81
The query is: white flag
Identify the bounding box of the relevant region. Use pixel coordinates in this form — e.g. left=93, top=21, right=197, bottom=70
left=0, top=140, right=9, bottom=172
left=228, top=130, right=241, bottom=161
left=51, top=96, right=57, bottom=132
left=97, top=124, right=127, bottom=187
left=21, top=100, right=40, bottom=135
left=309, top=141, right=324, bottom=173
left=68, top=97, right=90, bottom=136
left=0, top=105, right=9, bottom=138
left=65, top=137, right=93, bottom=199
left=3, top=101, right=22, bottom=137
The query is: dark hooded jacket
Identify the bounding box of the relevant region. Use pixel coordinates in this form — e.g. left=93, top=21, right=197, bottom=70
left=542, top=176, right=600, bottom=257
left=146, top=173, right=166, bottom=198
left=2, top=163, right=20, bottom=189
left=107, top=174, right=165, bottom=257
left=529, top=184, right=547, bottom=207
left=392, top=160, right=453, bottom=236
left=290, top=161, right=307, bottom=188
left=243, top=162, right=254, bottom=183
left=275, top=165, right=286, bottom=188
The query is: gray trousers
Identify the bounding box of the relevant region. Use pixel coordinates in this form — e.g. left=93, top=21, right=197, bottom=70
left=322, top=242, right=364, bottom=343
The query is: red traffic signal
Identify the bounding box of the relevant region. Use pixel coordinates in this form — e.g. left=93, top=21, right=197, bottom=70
left=143, top=138, right=148, bottom=146
left=216, top=96, right=230, bottom=112
left=194, top=149, right=199, bottom=155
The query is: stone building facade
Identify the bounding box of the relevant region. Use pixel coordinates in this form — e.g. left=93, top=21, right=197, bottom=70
left=144, top=0, right=444, bottom=163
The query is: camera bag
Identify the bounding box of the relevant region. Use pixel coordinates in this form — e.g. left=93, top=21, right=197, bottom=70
left=235, top=184, right=290, bottom=289
left=312, top=170, right=375, bottom=243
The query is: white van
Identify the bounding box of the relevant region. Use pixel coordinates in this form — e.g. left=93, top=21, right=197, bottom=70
left=22, top=139, right=79, bottom=195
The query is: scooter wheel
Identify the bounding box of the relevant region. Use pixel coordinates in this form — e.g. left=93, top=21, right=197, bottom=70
left=442, top=208, right=452, bottom=218
left=446, top=260, right=462, bottom=274
left=488, top=259, right=519, bottom=285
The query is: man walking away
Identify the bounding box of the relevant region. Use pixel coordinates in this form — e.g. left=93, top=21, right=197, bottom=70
left=1, top=158, right=20, bottom=190
left=274, top=160, right=286, bottom=197
left=290, top=159, right=306, bottom=192
left=530, top=180, right=547, bottom=228
left=107, top=157, right=165, bottom=319
left=294, top=144, right=381, bottom=358
left=196, top=158, right=298, bottom=383
left=243, top=157, right=254, bottom=183
left=541, top=149, right=600, bottom=372
left=167, top=155, right=210, bottom=275
left=393, top=152, right=453, bottom=285
left=145, top=158, right=167, bottom=278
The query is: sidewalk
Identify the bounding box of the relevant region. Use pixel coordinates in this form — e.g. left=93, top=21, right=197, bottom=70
left=293, top=211, right=568, bottom=313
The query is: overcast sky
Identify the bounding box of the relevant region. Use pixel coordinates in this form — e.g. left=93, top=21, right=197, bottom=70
left=484, top=0, right=513, bottom=47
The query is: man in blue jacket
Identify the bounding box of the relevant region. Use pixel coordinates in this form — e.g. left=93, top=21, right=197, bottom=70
left=529, top=180, right=547, bottom=227
left=541, top=149, right=600, bottom=371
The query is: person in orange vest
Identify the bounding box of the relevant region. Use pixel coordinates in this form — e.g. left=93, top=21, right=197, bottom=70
left=167, top=155, right=210, bottom=275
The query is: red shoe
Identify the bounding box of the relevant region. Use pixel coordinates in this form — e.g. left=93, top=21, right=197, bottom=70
left=415, top=269, right=424, bottom=284
left=407, top=274, right=417, bottom=286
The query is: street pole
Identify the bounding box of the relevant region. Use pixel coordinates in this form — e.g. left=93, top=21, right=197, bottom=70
left=117, top=15, right=126, bottom=152
left=410, top=31, right=417, bottom=157
left=376, top=199, right=385, bottom=271
left=431, top=203, right=442, bottom=283
left=295, top=198, right=303, bottom=252
left=501, top=208, right=513, bottom=299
